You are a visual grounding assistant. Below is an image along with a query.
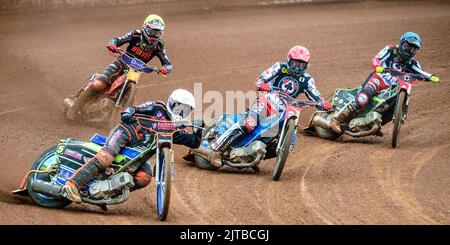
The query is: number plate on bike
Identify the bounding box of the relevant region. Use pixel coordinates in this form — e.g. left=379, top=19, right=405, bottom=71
left=127, top=70, right=141, bottom=81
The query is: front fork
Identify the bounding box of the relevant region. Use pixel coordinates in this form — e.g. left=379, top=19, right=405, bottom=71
left=115, top=79, right=130, bottom=107
left=290, top=118, right=299, bottom=152
left=276, top=116, right=300, bottom=154
left=393, top=91, right=411, bottom=124
left=402, top=94, right=411, bottom=123
left=154, top=145, right=174, bottom=186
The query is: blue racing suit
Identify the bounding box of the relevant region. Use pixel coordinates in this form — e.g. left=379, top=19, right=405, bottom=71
left=211, top=61, right=327, bottom=152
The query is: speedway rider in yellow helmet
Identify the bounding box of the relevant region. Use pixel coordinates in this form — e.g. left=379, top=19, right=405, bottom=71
left=66, top=14, right=173, bottom=121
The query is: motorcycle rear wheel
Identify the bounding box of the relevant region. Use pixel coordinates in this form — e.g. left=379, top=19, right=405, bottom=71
left=315, top=125, right=341, bottom=140
left=27, top=145, right=72, bottom=208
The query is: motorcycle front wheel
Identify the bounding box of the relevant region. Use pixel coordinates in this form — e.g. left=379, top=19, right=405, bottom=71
left=109, top=82, right=137, bottom=126
left=272, top=119, right=296, bottom=181
left=156, top=147, right=172, bottom=221
left=391, top=91, right=407, bottom=148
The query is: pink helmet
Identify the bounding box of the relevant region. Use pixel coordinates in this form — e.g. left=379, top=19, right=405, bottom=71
left=287, top=45, right=310, bottom=76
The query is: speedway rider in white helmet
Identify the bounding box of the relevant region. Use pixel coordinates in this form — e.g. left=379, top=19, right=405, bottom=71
left=63, top=89, right=201, bottom=203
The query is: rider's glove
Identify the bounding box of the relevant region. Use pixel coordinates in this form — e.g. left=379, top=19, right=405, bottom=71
left=430, top=75, right=440, bottom=83
left=121, top=107, right=135, bottom=124
left=159, top=66, right=168, bottom=75
left=375, top=66, right=385, bottom=74
left=106, top=44, right=120, bottom=53
left=316, top=101, right=332, bottom=111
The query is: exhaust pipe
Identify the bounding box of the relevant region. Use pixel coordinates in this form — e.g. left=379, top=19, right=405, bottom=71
left=30, top=179, right=64, bottom=198
left=343, top=124, right=380, bottom=137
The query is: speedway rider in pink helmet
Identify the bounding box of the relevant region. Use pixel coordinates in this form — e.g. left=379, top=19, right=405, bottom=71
left=208, top=45, right=331, bottom=168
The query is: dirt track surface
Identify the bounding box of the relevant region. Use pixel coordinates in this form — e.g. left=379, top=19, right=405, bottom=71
left=0, top=0, right=449, bottom=224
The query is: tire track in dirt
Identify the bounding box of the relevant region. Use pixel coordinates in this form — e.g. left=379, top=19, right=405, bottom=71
left=372, top=144, right=449, bottom=224
left=1, top=0, right=449, bottom=224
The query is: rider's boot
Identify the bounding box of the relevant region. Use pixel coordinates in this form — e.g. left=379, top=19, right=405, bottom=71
left=63, top=150, right=113, bottom=203
left=330, top=102, right=358, bottom=134
left=63, top=95, right=77, bottom=109
left=209, top=150, right=224, bottom=169
left=376, top=129, right=384, bottom=137
left=66, top=86, right=98, bottom=121
left=210, top=123, right=246, bottom=169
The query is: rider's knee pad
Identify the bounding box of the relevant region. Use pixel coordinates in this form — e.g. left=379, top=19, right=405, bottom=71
left=366, top=73, right=388, bottom=92
left=90, top=75, right=108, bottom=93
left=244, top=116, right=257, bottom=133
left=133, top=171, right=152, bottom=189
left=94, top=149, right=114, bottom=169
left=356, top=92, right=369, bottom=108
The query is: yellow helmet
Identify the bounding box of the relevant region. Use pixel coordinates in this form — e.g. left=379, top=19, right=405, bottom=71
left=141, top=14, right=165, bottom=48
left=143, top=14, right=165, bottom=31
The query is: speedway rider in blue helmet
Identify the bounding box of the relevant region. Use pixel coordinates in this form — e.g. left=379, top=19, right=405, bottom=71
left=330, top=32, right=440, bottom=134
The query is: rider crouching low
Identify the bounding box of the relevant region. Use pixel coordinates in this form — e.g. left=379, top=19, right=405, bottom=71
left=208, top=45, right=332, bottom=168
left=63, top=89, right=201, bottom=203
left=65, top=14, right=173, bottom=121
left=329, top=32, right=440, bottom=134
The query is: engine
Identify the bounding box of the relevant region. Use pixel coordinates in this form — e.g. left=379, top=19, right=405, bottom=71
left=89, top=172, right=135, bottom=200
left=229, top=140, right=267, bottom=163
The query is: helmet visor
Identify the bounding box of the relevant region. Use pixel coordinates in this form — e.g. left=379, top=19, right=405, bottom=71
left=289, top=59, right=308, bottom=73
left=401, top=42, right=419, bottom=55
left=144, top=25, right=162, bottom=38
left=171, top=103, right=193, bottom=120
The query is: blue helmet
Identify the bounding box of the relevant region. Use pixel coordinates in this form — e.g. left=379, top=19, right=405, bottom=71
left=399, top=32, right=421, bottom=61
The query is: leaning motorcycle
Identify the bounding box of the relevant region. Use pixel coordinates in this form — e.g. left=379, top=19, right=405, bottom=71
left=184, top=91, right=317, bottom=181
left=304, top=68, right=431, bottom=148
left=12, top=117, right=203, bottom=221
left=63, top=49, right=166, bottom=127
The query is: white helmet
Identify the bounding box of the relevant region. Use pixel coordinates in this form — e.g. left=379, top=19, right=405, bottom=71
left=167, top=89, right=196, bottom=121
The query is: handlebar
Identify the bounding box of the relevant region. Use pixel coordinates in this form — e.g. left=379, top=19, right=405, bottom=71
left=268, top=90, right=319, bottom=109
left=111, top=48, right=166, bottom=77
left=380, top=68, right=429, bottom=82
left=173, top=119, right=206, bottom=130
left=134, top=115, right=205, bottom=134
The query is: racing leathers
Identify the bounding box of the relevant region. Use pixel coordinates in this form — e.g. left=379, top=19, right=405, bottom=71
left=330, top=44, right=437, bottom=134
left=98, top=29, right=172, bottom=91
left=63, top=101, right=201, bottom=203
left=66, top=30, right=172, bottom=120
left=209, top=61, right=328, bottom=168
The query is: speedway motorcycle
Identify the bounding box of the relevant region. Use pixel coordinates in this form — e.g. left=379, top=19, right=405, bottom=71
left=304, top=68, right=431, bottom=148
left=184, top=91, right=318, bottom=181
left=13, top=116, right=203, bottom=221
left=63, top=49, right=166, bottom=127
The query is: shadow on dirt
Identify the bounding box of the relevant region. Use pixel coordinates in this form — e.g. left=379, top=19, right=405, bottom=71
left=0, top=189, right=33, bottom=205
